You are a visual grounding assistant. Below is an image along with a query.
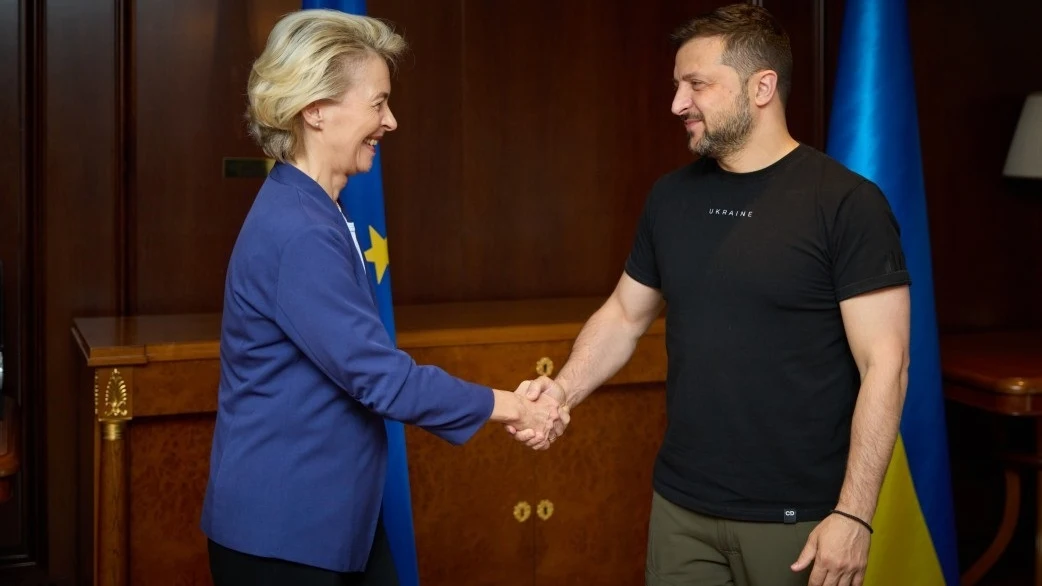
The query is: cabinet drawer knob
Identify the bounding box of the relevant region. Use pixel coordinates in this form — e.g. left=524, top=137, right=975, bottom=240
left=536, top=499, right=554, bottom=521
left=513, top=501, right=531, bottom=523
left=535, top=357, right=554, bottom=377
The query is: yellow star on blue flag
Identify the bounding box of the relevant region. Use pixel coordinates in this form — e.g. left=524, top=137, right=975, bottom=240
left=364, top=226, right=389, bottom=284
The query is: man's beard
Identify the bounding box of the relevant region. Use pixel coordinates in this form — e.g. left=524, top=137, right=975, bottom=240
left=687, top=92, right=754, bottom=159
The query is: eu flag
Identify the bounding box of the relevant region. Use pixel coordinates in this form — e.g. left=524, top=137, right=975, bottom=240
left=827, top=0, right=958, bottom=583
left=301, top=1, right=419, bottom=584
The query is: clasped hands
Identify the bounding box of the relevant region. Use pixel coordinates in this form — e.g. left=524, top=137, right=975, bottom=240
left=504, top=376, right=570, bottom=450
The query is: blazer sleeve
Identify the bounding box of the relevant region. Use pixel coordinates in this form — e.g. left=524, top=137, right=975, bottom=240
left=274, top=224, right=494, bottom=445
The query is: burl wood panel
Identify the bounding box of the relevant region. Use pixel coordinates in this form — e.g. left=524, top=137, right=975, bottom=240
left=129, top=416, right=215, bottom=586
left=405, top=423, right=536, bottom=586
left=133, top=360, right=221, bottom=417
left=534, top=384, right=667, bottom=585
left=406, top=337, right=666, bottom=393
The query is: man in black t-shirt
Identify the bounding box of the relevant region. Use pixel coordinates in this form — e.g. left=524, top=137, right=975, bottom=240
left=512, top=5, right=910, bottom=586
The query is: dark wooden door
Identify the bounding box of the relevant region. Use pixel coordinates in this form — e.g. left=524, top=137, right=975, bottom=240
left=0, top=0, right=32, bottom=576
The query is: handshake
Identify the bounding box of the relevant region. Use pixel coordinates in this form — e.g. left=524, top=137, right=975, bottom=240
left=502, top=376, right=571, bottom=451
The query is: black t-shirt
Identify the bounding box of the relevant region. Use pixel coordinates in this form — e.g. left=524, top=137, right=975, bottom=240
left=625, top=144, right=910, bottom=523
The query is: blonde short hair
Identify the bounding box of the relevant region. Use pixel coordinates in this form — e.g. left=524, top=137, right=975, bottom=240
left=246, top=9, right=407, bottom=162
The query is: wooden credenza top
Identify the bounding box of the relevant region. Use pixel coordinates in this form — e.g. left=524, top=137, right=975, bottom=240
left=72, top=296, right=665, bottom=367
left=394, top=296, right=664, bottom=348
left=940, top=330, right=1042, bottom=396
left=72, top=313, right=222, bottom=366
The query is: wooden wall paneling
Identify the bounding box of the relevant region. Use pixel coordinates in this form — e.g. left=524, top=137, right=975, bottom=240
left=0, top=0, right=31, bottom=569
left=132, top=0, right=297, bottom=315
left=456, top=0, right=696, bottom=303
left=38, top=0, right=124, bottom=582
left=459, top=0, right=610, bottom=302
left=368, top=0, right=467, bottom=306
left=375, top=0, right=830, bottom=305
left=762, top=0, right=827, bottom=150
left=908, top=0, right=1042, bottom=330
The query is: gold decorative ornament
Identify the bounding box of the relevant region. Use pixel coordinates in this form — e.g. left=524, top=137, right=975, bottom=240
left=93, top=369, right=132, bottom=439
left=535, top=357, right=554, bottom=377
left=536, top=499, right=554, bottom=521
left=102, top=421, right=124, bottom=441
left=513, top=501, right=532, bottom=523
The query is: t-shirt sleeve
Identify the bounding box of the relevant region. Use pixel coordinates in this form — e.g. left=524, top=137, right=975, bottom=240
left=624, top=190, right=661, bottom=289
left=831, top=181, right=912, bottom=300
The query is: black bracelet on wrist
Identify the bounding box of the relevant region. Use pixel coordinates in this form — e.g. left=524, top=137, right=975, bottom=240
left=829, top=509, right=874, bottom=534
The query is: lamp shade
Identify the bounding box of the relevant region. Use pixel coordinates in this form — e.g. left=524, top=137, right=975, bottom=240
left=1004, top=92, right=1042, bottom=179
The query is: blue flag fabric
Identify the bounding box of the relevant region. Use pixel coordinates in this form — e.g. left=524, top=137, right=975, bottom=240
left=826, top=0, right=958, bottom=584
left=300, top=2, right=419, bottom=584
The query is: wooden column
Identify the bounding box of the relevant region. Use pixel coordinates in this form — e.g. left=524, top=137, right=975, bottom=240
left=94, top=368, right=132, bottom=586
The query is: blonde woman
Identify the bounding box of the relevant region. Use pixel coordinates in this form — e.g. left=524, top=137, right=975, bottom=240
left=200, top=10, right=567, bottom=585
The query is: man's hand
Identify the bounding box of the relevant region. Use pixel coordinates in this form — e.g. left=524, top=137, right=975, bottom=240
left=791, top=513, right=871, bottom=586
left=525, top=375, right=569, bottom=405
left=506, top=377, right=570, bottom=449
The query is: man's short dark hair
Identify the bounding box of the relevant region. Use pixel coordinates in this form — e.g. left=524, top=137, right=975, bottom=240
left=673, top=4, right=793, bottom=104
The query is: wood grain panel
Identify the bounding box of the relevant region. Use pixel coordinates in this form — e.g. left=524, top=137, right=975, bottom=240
left=133, top=360, right=220, bottom=416
left=409, top=336, right=666, bottom=391
left=457, top=0, right=697, bottom=303
left=125, top=0, right=836, bottom=312
left=131, top=0, right=297, bottom=314
left=368, top=0, right=467, bottom=305
left=41, top=0, right=124, bottom=582
left=371, top=0, right=826, bottom=305
left=129, top=416, right=215, bottom=586
left=405, top=423, right=535, bottom=586
left=534, top=384, right=667, bottom=585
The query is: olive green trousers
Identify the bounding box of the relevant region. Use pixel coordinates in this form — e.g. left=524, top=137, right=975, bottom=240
left=646, top=491, right=818, bottom=586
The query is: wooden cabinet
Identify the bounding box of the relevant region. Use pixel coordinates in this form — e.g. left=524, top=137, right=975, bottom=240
left=70, top=297, right=667, bottom=586
left=406, top=384, right=666, bottom=586
left=399, top=298, right=667, bottom=585
left=532, top=384, right=666, bottom=585
left=406, top=419, right=535, bottom=585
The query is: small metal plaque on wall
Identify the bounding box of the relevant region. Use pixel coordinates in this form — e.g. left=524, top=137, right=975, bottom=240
left=223, top=157, right=275, bottom=178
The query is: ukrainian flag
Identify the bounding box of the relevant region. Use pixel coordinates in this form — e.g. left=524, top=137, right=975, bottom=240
left=302, top=2, right=419, bottom=584
left=826, top=0, right=959, bottom=583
